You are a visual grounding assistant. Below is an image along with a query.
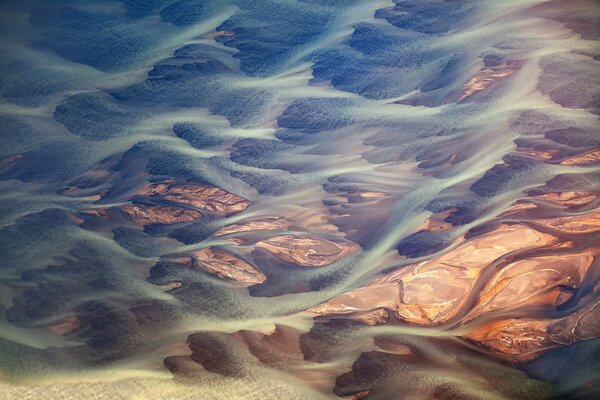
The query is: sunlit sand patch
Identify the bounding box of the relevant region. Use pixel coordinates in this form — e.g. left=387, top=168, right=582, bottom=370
left=559, top=148, right=600, bottom=166
left=384, top=225, right=557, bottom=323
left=118, top=204, right=202, bottom=225
left=0, top=0, right=599, bottom=397
left=193, top=247, right=266, bottom=285
left=311, top=224, right=559, bottom=324
left=213, top=217, right=289, bottom=237
left=465, top=298, right=600, bottom=362
left=48, top=316, right=83, bottom=335
left=464, top=250, right=596, bottom=321
left=60, top=189, right=104, bottom=201
left=309, top=284, right=400, bottom=316
left=137, top=180, right=251, bottom=215
left=534, top=191, right=598, bottom=207
left=498, top=202, right=539, bottom=216
left=532, top=207, right=600, bottom=233
left=79, top=208, right=109, bottom=219
left=309, top=200, right=599, bottom=361
left=414, top=208, right=456, bottom=233
left=256, top=234, right=359, bottom=267
left=520, top=149, right=560, bottom=160
left=160, top=247, right=266, bottom=286
left=79, top=203, right=202, bottom=226
left=457, top=61, right=523, bottom=101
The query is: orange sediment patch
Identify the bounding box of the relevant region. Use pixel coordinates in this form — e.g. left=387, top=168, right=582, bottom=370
left=465, top=250, right=596, bottom=321
left=499, top=202, right=538, bottom=216
left=119, top=204, right=201, bottom=225
left=533, top=208, right=600, bottom=234
left=520, top=149, right=560, bottom=160
left=256, top=234, right=359, bottom=267
left=80, top=208, right=109, bottom=219
left=459, top=61, right=522, bottom=100
left=465, top=299, right=600, bottom=362
left=192, top=247, right=266, bottom=285
left=559, top=148, right=600, bottom=166
left=309, top=210, right=599, bottom=361
left=311, top=224, right=558, bottom=325
left=214, top=217, right=289, bottom=236
left=357, top=191, right=386, bottom=199
left=61, top=188, right=103, bottom=201
left=138, top=181, right=251, bottom=216
left=309, top=284, right=400, bottom=316
left=373, top=338, right=415, bottom=356
left=48, top=316, right=82, bottom=335
left=390, top=225, right=557, bottom=325
left=535, top=191, right=598, bottom=207
left=351, top=309, right=391, bottom=326
left=80, top=204, right=202, bottom=225
left=415, top=208, right=456, bottom=233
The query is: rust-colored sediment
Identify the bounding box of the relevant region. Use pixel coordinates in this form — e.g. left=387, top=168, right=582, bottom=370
left=310, top=284, right=400, bottom=316
left=382, top=223, right=557, bottom=325
left=465, top=250, right=596, bottom=322
left=80, top=204, right=201, bottom=225
left=118, top=204, right=201, bottom=225
left=415, top=208, right=456, bottom=233
left=80, top=208, right=109, bottom=219
left=537, top=191, right=598, bottom=205
left=465, top=299, right=600, bottom=362
left=312, top=224, right=558, bottom=325
left=310, top=199, right=599, bottom=360
left=138, top=181, right=251, bottom=215
left=214, top=217, right=289, bottom=237
left=459, top=61, right=522, bottom=100
left=48, top=316, right=83, bottom=335
left=559, top=148, right=600, bottom=166
left=256, top=234, right=359, bottom=267
left=192, top=247, right=266, bottom=285
left=532, top=208, right=600, bottom=234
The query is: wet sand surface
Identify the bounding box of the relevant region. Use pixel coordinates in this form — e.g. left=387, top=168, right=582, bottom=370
left=0, top=0, right=599, bottom=399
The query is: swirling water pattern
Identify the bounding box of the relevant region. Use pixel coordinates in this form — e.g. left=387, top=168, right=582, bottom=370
left=0, top=1, right=599, bottom=399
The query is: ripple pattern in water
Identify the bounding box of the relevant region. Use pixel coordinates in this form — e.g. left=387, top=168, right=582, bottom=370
left=0, top=1, right=599, bottom=399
